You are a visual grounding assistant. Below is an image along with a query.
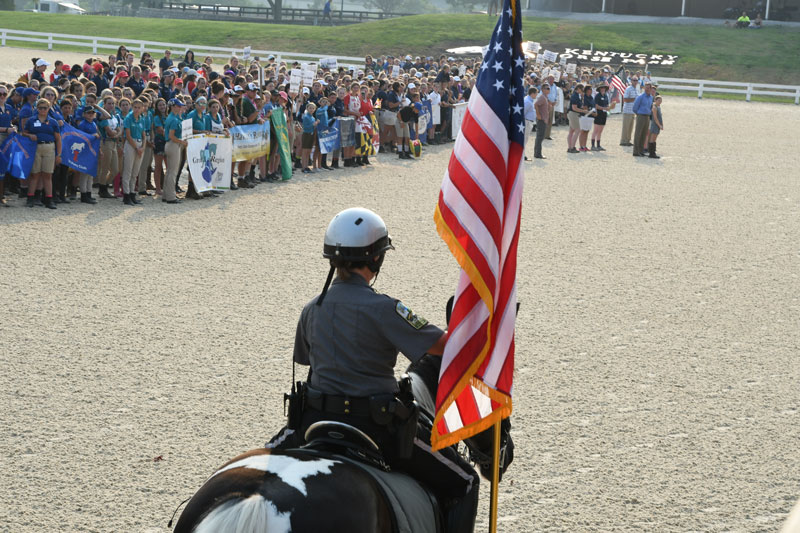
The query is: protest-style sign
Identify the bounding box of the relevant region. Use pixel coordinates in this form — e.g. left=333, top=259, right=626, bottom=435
left=317, top=120, right=341, bottom=154
left=451, top=103, right=468, bottom=137
left=543, top=50, right=558, bottom=63
left=186, top=134, right=233, bottom=192
left=526, top=41, right=540, bottom=53
left=542, top=66, right=550, bottom=78
left=269, top=108, right=293, bottom=180
left=59, top=124, right=101, bottom=177
left=391, top=65, right=400, bottom=78
left=229, top=122, right=270, bottom=162
left=301, top=62, right=317, bottom=87
left=559, top=55, right=568, bottom=66
left=181, top=119, right=193, bottom=141
left=319, top=57, right=338, bottom=70
left=536, top=55, right=545, bottom=66
left=0, top=133, right=37, bottom=180
left=243, top=46, right=251, bottom=61
left=552, top=70, right=562, bottom=82
left=289, top=68, right=302, bottom=90
left=566, top=63, right=577, bottom=74
left=431, top=103, right=441, bottom=126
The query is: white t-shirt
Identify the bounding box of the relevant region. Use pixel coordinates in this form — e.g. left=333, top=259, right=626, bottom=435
left=622, top=85, right=641, bottom=114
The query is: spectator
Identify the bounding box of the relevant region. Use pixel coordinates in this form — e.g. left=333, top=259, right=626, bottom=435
left=566, top=83, right=584, bottom=154
left=523, top=86, right=537, bottom=161
left=322, top=0, right=333, bottom=25
left=648, top=95, right=663, bottom=159
left=159, top=50, right=174, bottom=74
left=632, top=82, right=654, bottom=157
left=121, top=98, right=146, bottom=205
left=591, top=82, right=611, bottom=151
left=533, top=84, right=549, bottom=159
left=620, top=76, right=640, bottom=147
left=22, top=98, right=61, bottom=209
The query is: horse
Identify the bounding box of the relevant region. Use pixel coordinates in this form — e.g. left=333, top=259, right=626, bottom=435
left=171, top=353, right=513, bottom=533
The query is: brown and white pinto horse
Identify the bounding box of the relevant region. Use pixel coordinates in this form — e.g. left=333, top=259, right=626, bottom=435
left=172, top=354, right=513, bottom=533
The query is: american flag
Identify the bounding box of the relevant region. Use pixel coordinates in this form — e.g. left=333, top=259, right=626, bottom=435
left=431, top=0, right=523, bottom=451
left=609, top=65, right=627, bottom=97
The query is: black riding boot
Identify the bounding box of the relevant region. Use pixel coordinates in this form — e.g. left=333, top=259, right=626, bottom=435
left=443, top=482, right=479, bottom=533
left=648, top=142, right=660, bottom=159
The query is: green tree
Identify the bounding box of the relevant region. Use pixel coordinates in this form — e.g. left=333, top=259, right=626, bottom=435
left=1, top=0, right=17, bottom=9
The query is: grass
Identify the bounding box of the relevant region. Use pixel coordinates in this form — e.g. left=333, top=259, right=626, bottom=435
left=1, top=12, right=799, bottom=83
left=657, top=89, right=798, bottom=105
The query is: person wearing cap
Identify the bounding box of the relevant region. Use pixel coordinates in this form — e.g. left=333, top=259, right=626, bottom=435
left=22, top=98, right=62, bottom=209
left=18, top=87, right=40, bottom=131
left=619, top=76, right=640, bottom=147
left=161, top=98, right=186, bottom=203
left=72, top=105, right=102, bottom=204
left=159, top=70, right=178, bottom=101
left=31, top=58, right=50, bottom=84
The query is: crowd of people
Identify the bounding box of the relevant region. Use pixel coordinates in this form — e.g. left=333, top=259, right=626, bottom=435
left=1, top=46, right=664, bottom=209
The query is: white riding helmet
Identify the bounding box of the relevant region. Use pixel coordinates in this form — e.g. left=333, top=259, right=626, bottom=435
left=323, top=207, right=394, bottom=263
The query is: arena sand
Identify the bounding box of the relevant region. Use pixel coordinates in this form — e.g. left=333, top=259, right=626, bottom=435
left=2, top=47, right=800, bottom=532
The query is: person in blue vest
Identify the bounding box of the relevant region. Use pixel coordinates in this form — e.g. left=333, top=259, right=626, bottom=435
left=75, top=106, right=102, bottom=205
left=22, top=98, right=62, bottom=209
left=322, top=0, right=333, bottom=24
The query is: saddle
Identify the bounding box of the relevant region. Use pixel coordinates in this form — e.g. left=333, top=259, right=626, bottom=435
left=300, top=421, right=440, bottom=533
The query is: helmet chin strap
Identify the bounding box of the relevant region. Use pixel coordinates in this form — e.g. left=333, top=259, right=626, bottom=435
left=316, top=265, right=336, bottom=307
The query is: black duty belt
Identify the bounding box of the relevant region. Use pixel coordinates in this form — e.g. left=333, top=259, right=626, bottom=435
left=305, top=390, right=372, bottom=417
left=38, top=141, right=54, bottom=145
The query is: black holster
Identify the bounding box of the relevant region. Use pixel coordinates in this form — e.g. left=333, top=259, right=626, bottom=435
left=284, top=381, right=306, bottom=431
left=369, top=381, right=420, bottom=460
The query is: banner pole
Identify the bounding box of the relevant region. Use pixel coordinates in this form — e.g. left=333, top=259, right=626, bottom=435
left=489, top=419, right=501, bottom=533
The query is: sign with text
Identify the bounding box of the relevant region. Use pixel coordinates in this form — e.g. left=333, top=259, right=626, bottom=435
left=181, top=119, right=193, bottom=140
left=542, top=50, right=558, bottom=63
left=186, top=134, right=233, bottom=192
left=559, top=48, right=679, bottom=66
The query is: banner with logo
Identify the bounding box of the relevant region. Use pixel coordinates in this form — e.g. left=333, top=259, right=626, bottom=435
left=229, top=122, right=270, bottom=162
left=59, top=124, right=101, bottom=176
left=317, top=120, right=341, bottom=154
left=0, top=133, right=37, bottom=180
left=186, top=134, right=233, bottom=192
left=269, top=108, right=293, bottom=181
left=452, top=103, right=468, bottom=136
left=355, top=115, right=379, bottom=157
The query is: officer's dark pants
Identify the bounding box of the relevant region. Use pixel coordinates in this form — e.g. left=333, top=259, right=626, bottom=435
left=275, top=407, right=480, bottom=532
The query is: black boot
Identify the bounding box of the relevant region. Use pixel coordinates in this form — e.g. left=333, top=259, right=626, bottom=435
left=362, top=155, right=370, bottom=166
left=131, top=191, right=142, bottom=204
left=33, top=190, right=44, bottom=206
left=81, top=192, right=98, bottom=204
left=27, top=195, right=35, bottom=207
left=44, top=195, right=57, bottom=210
left=331, top=158, right=340, bottom=169
left=123, top=193, right=134, bottom=205
left=19, top=186, right=28, bottom=199
left=648, top=142, right=660, bottom=159
left=98, top=185, right=113, bottom=198
left=230, top=178, right=239, bottom=190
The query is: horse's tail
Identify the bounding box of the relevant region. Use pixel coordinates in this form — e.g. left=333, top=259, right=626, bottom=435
left=193, top=494, right=291, bottom=533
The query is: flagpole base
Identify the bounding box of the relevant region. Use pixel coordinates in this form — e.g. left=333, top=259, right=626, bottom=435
left=489, top=419, right=501, bottom=533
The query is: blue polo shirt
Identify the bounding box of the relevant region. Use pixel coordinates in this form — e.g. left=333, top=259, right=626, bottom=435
left=632, top=92, right=653, bottom=115
left=1, top=102, right=15, bottom=129
left=301, top=112, right=316, bottom=133
left=99, top=112, right=121, bottom=141
left=23, top=115, right=60, bottom=143
left=164, top=112, right=183, bottom=141
left=569, top=91, right=583, bottom=113
left=76, top=118, right=99, bottom=136
left=187, top=109, right=208, bottom=132
left=153, top=114, right=168, bottom=141
left=123, top=112, right=146, bottom=141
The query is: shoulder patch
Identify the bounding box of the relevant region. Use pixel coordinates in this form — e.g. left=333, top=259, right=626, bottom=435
left=395, top=301, right=429, bottom=330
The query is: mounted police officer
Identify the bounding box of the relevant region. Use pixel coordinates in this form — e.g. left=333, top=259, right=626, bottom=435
left=268, top=207, right=479, bottom=533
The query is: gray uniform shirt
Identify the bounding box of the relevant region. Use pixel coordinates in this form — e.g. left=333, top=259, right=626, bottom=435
left=294, top=274, right=444, bottom=397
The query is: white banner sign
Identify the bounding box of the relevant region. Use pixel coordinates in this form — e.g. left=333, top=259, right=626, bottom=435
left=243, top=46, right=251, bottom=61
left=290, top=68, right=302, bottom=89
left=536, top=55, right=545, bottom=66
left=431, top=103, right=440, bottom=126
left=451, top=103, right=467, bottom=137
left=391, top=65, right=400, bottom=78
left=543, top=50, right=558, bottom=63
left=186, top=134, right=233, bottom=192
left=552, top=70, right=561, bottom=82
left=319, top=57, right=338, bottom=70
left=566, top=63, right=577, bottom=74
left=559, top=55, right=568, bottom=66
left=181, top=119, right=193, bottom=140
left=526, top=41, right=540, bottom=53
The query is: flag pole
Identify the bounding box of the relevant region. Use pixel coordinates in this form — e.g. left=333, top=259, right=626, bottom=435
left=489, top=419, right=501, bottom=532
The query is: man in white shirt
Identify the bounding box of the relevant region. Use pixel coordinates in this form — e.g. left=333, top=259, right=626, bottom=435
left=545, top=74, right=557, bottom=140
left=620, top=77, right=641, bottom=146
left=523, top=87, right=537, bottom=161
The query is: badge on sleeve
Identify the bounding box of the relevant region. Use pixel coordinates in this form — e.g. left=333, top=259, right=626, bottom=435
left=395, top=301, right=428, bottom=330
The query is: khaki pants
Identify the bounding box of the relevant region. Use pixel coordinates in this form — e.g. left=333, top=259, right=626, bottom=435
left=99, top=140, right=119, bottom=185
left=78, top=172, right=93, bottom=194
left=163, top=141, right=181, bottom=202
left=137, top=143, right=153, bottom=193
left=620, top=113, right=635, bottom=144
left=633, top=114, right=650, bottom=156
left=545, top=104, right=554, bottom=139
left=32, top=142, right=56, bottom=174
left=122, top=140, right=144, bottom=195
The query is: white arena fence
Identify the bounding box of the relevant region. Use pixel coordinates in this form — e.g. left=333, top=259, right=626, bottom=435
left=2, top=28, right=799, bottom=104
left=0, top=28, right=364, bottom=70
left=652, top=76, right=800, bottom=104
